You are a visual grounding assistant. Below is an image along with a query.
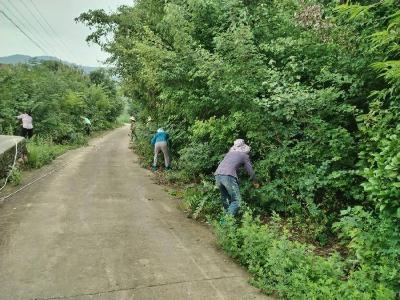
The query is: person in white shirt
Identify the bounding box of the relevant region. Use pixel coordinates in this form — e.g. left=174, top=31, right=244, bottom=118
left=16, top=111, right=33, bottom=138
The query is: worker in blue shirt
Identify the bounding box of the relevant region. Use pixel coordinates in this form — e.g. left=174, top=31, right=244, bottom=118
left=151, top=128, right=170, bottom=171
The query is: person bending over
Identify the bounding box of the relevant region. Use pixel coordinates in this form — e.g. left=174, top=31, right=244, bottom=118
left=16, top=111, right=33, bottom=139
left=151, top=128, right=170, bottom=171
left=214, top=139, right=258, bottom=216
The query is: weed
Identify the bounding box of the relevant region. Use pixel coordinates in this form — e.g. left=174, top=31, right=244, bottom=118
left=9, top=166, right=22, bottom=186
left=26, top=136, right=72, bottom=169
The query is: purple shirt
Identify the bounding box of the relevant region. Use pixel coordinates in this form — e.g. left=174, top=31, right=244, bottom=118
left=214, top=151, right=255, bottom=180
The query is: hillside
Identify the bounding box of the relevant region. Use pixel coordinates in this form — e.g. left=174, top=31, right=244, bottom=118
left=0, top=54, right=99, bottom=74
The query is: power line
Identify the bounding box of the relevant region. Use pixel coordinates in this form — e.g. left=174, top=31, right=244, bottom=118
left=18, top=0, right=65, bottom=59
left=28, top=0, right=80, bottom=63
left=0, top=10, right=47, bottom=54
left=3, top=0, right=77, bottom=63
left=19, top=0, right=51, bottom=37
left=5, top=0, right=55, bottom=56
left=1, top=1, right=39, bottom=51
left=2, top=0, right=51, bottom=55
left=26, top=0, right=57, bottom=41
left=0, top=8, right=31, bottom=54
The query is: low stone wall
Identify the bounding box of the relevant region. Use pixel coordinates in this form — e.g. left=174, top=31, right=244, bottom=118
left=0, top=135, right=26, bottom=179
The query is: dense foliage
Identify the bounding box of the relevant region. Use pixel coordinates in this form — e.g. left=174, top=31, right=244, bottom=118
left=0, top=61, right=123, bottom=143
left=79, top=0, right=399, bottom=297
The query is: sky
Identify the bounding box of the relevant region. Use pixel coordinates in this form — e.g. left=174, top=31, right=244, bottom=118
left=0, top=0, right=133, bottom=66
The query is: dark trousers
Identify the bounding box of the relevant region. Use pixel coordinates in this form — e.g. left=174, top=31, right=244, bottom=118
left=85, top=125, right=91, bottom=135
left=21, top=128, right=33, bottom=139
left=215, top=175, right=242, bottom=216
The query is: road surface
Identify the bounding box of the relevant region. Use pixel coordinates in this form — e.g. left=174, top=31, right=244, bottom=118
left=0, top=126, right=267, bottom=300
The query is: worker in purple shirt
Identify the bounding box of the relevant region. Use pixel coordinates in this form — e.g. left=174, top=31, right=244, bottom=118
left=214, top=139, right=259, bottom=216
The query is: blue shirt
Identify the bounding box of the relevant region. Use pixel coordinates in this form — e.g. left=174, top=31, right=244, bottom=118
left=151, top=132, right=169, bottom=145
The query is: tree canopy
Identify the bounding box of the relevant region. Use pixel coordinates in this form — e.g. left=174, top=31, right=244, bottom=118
left=0, top=61, right=123, bottom=143
left=77, top=0, right=399, bottom=297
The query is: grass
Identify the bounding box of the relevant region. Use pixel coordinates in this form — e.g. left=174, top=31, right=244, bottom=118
left=26, top=137, right=74, bottom=169
left=9, top=166, right=22, bottom=185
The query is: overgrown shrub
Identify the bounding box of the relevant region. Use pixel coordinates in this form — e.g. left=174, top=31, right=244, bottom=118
left=131, top=122, right=154, bottom=167
left=9, top=166, right=22, bottom=186
left=334, top=206, right=400, bottom=297
left=178, top=143, right=215, bottom=179
left=215, top=211, right=397, bottom=299
left=26, top=137, right=72, bottom=169
left=182, top=180, right=221, bottom=219
left=0, top=61, right=123, bottom=142
left=79, top=0, right=400, bottom=297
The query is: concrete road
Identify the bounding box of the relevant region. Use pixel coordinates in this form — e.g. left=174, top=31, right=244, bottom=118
left=0, top=126, right=267, bottom=300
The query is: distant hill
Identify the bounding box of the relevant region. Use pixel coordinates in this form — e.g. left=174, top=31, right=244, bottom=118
left=0, top=54, right=99, bottom=74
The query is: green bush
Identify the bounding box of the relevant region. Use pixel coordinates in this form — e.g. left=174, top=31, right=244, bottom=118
left=178, top=143, right=216, bottom=179
left=79, top=0, right=400, bottom=297
left=26, top=137, right=71, bottom=169
left=215, top=211, right=397, bottom=299
left=0, top=61, right=123, bottom=141
left=131, top=122, right=154, bottom=167
left=164, top=170, right=192, bottom=184
left=183, top=180, right=221, bottom=220
left=9, top=166, right=22, bottom=186
left=334, top=206, right=400, bottom=297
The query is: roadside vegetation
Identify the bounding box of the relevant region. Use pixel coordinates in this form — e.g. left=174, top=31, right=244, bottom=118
left=0, top=61, right=124, bottom=174
left=79, top=0, right=400, bottom=298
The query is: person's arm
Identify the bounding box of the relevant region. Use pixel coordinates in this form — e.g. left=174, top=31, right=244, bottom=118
left=151, top=134, right=156, bottom=145
left=16, top=114, right=22, bottom=119
left=243, top=154, right=257, bottom=184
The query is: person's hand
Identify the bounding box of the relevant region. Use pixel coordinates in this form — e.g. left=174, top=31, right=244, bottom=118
left=253, top=182, right=260, bottom=189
